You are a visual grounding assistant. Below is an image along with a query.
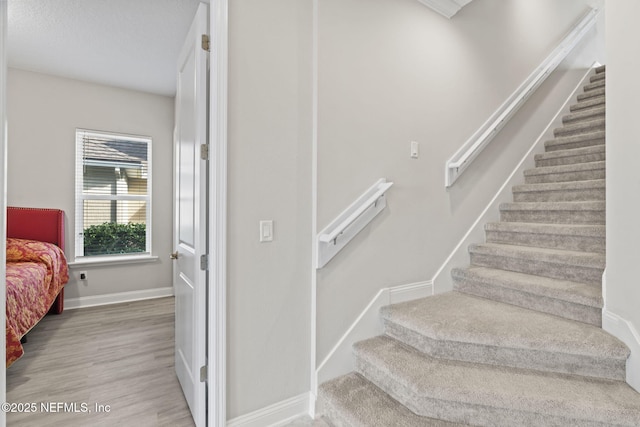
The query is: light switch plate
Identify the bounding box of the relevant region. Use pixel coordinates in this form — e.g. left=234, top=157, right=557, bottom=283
left=260, top=220, right=273, bottom=242
left=411, top=141, right=419, bottom=159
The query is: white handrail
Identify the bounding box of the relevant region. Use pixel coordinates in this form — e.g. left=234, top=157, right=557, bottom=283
left=318, top=181, right=393, bottom=243
left=316, top=179, right=393, bottom=268
left=445, top=7, right=599, bottom=187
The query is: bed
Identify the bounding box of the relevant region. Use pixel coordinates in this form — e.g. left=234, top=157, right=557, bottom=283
left=6, top=207, right=69, bottom=367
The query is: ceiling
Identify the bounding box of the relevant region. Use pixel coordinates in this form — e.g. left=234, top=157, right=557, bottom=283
left=7, top=0, right=205, bottom=97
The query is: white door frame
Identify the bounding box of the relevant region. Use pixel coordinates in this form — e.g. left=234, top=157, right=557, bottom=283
left=208, top=1, right=228, bottom=426
left=0, top=2, right=8, bottom=425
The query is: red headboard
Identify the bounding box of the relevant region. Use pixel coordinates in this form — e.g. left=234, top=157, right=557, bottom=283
left=7, top=207, right=65, bottom=251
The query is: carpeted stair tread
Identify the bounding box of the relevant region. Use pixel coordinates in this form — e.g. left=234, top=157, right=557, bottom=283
left=452, top=266, right=602, bottom=326
left=562, top=105, right=605, bottom=124
left=512, top=179, right=605, bottom=202
left=484, top=221, right=604, bottom=253
left=380, top=292, right=627, bottom=380
left=523, top=160, right=605, bottom=183
left=469, top=242, right=604, bottom=284
left=570, top=95, right=605, bottom=113
left=319, top=373, right=465, bottom=427
left=453, top=265, right=602, bottom=309
left=577, top=86, right=605, bottom=101
left=535, top=144, right=605, bottom=167
left=590, top=71, right=605, bottom=82
left=499, top=200, right=604, bottom=225
left=354, top=335, right=640, bottom=427
left=583, top=79, right=606, bottom=92
left=595, top=64, right=606, bottom=73
left=544, top=130, right=605, bottom=152
left=554, top=117, right=605, bottom=138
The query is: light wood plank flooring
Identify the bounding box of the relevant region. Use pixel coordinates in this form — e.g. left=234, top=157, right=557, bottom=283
left=6, top=297, right=195, bottom=427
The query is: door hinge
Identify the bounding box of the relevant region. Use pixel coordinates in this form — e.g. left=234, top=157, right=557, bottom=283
left=202, top=34, right=210, bottom=52
left=200, top=365, right=207, bottom=382
left=200, top=144, right=209, bottom=160
left=200, top=254, right=209, bottom=271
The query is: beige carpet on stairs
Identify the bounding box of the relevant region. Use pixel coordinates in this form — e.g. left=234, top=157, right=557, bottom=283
left=318, top=66, right=640, bottom=426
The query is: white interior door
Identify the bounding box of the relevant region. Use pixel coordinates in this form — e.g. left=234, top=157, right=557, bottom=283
left=173, top=4, right=208, bottom=427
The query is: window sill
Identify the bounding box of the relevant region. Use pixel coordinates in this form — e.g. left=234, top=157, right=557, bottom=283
left=68, top=254, right=159, bottom=268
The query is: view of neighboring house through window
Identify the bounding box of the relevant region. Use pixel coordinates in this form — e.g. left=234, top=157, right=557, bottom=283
left=75, top=129, right=152, bottom=259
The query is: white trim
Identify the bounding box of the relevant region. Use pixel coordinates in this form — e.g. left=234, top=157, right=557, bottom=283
left=315, top=280, right=432, bottom=388
left=432, top=65, right=596, bottom=294
left=0, top=0, right=7, bottom=421
left=226, top=393, right=311, bottom=427
left=69, top=254, right=158, bottom=267
left=64, top=287, right=174, bottom=310
left=309, top=0, right=319, bottom=418
left=208, top=1, right=228, bottom=426
left=416, top=0, right=473, bottom=19
left=445, top=7, right=600, bottom=187
left=603, top=310, right=640, bottom=393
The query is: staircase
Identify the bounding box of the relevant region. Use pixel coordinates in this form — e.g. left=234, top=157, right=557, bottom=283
left=319, top=65, right=640, bottom=426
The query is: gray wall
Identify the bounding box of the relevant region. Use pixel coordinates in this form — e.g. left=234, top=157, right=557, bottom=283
left=7, top=68, right=174, bottom=299
left=605, top=0, right=640, bottom=390
left=315, top=0, right=604, bottom=364
left=227, top=0, right=313, bottom=418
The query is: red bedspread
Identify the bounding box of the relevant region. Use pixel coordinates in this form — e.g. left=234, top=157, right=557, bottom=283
left=6, top=238, right=69, bottom=367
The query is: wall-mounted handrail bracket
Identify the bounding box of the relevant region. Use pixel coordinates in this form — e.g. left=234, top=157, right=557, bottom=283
left=316, top=179, right=393, bottom=269
left=444, top=7, right=599, bottom=188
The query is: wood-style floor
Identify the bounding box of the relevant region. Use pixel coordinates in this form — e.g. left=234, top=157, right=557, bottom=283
left=6, top=297, right=195, bottom=427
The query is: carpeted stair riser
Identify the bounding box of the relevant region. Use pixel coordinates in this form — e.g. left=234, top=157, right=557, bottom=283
left=499, top=201, right=605, bottom=225
left=352, top=336, right=640, bottom=427
left=484, top=222, right=605, bottom=253
left=524, top=161, right=605, bottom=184
left=590, top=71, right=605, bottom=82
left=570, top=95, right=605, bottom=113
left=583, top=79, right=606, bottom=92
left=468, top=243, right=604, bottom=285
left=544, top=131, right=605, bottom=152
left=379, top=293, right=626, bottom=381
left=553, top=118, right=605, bottom=138
left=452, top=267, right=602, bottom=326
left=562, top=106, right=605, bottom=124
left=577, top=86, right=605, bottom=102
left=512, top=180, right=605, bottom=202
left=535, top=145, right=605, bottom=167
left=319, top=373, right=464, bottom=427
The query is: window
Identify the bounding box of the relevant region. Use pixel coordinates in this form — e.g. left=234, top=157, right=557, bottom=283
left=75, top=129, right=152, bottom=260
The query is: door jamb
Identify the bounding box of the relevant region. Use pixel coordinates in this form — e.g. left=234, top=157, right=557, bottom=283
left=208, top=1, right=228, bottom=426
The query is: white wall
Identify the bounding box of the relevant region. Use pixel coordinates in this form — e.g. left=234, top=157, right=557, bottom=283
left=6, top=68, right=174, bottom=300
left=227, top=0, right=313, bottom=419
left=315, top=0, right=604, bottom=364
left=604, top=0, right=640, bottom=392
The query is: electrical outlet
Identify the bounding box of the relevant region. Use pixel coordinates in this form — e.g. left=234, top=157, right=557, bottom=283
left=79, top=271, right=88, bottom=281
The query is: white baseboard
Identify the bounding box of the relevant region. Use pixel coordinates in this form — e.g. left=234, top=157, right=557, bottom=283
left=603, top=309, right=640, bottom=393
left=227, top=392, right=310, bottom=427
left=315, top=280, right=433, bottom=389
left=64, top=287, right=174, bottom=310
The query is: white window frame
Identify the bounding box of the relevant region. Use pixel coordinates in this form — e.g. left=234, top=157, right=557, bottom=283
left=74, top=129, right=153, bottom=262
